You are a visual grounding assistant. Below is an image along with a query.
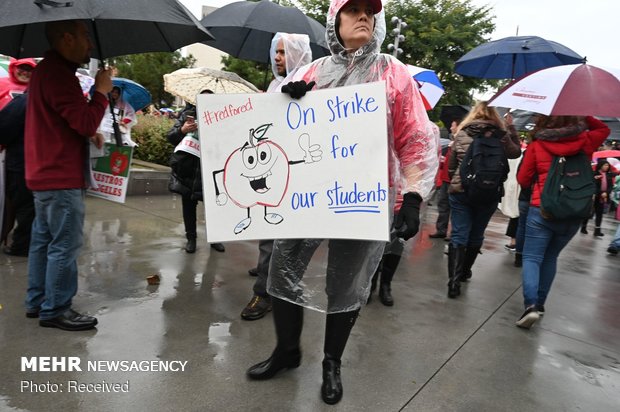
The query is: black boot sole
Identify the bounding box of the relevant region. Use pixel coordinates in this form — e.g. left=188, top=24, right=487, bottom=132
left=247, top=354, right=301, bottom=380
left=379, top=295, right=394, bottom=306
left=448, top=285, right=460, bottom=298
left=321, top=360, right=343, bottom=405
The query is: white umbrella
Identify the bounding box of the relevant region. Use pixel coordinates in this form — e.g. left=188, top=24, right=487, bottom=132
left=489, top=64, right=620, bottom=117
left=164, top=67, right=259, bottom=104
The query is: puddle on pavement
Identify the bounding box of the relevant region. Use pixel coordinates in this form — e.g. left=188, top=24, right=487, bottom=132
left=208, top=322, right=231, bottom=362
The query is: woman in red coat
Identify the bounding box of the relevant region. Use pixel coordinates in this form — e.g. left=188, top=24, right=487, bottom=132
left=516, top=116, right=609, bottom=329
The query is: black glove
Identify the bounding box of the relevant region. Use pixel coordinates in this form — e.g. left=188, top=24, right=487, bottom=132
left=281, top=80, right=316, bottom=99
left=393, top=192, right=422, bottom=240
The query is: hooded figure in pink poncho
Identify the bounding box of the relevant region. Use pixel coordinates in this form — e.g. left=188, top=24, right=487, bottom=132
left=0, top=58, right=37, bottom=111
left=247, top=0, right=439, bottom=405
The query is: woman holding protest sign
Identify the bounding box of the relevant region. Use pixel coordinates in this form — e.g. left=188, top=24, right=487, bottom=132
left=246, top=0, right=438, bottom=405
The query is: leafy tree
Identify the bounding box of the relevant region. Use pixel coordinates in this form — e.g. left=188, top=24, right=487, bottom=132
left=383, top=0, right=498, bottom=117
left=112, top=52, right=195, bottom=108
left=221, top=56, right=271, bottom=91
left=290, top=0, right=328, bottom=26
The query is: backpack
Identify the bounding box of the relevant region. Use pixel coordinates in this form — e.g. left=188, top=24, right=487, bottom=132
left=460, top=132, right=510, bottom=204
left=540, top=152, right=595, bottom=220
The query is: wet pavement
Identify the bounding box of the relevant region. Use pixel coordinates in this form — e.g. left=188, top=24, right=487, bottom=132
left=1, top=193, right=619, bottom=412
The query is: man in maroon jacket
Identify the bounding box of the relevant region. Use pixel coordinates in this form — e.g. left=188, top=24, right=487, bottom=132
left=24, top=20, right=112, bottom=331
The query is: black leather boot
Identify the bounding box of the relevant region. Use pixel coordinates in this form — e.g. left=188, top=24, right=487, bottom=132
left=594, top=227, right=604, bottom=237
left=379, top=254, right=400, bottom=306
left=185, top=233, right=197, bottom=253
left=321, top=309, right=359, bottom=405
left=247, top=297, right=303, bottom=380
left=447, top=245, right=466, bottom=298
left=461, top=246, right=481, bottom=282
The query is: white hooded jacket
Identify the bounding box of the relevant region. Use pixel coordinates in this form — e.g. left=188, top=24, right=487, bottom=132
left=266, top=32, right=313, bottom=93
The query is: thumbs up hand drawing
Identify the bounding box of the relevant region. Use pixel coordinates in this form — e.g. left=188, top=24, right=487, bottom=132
left=298, top=133, right=322, bottom=164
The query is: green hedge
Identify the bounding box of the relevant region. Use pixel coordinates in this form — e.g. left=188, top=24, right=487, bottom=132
left=131, top=114, right=175, bottom=166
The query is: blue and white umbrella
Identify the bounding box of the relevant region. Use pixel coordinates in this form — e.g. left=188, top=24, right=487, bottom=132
left=407, top=64, right=444, bottom=110
left=112, top=78, right=151, bottom=111
left=90, top=77, right=152, bottom=111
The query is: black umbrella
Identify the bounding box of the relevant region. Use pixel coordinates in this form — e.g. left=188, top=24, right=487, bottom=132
left=439, top=105, right=470, bottom=129
left=455, top=35, right=584, bottom=80
left=201, top=0, right=330, bottom=64
left=0, top=0, right=213, bottom=59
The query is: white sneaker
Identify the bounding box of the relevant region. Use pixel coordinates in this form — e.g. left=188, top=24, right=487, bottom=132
left=516, top=306, right=540, bottom=329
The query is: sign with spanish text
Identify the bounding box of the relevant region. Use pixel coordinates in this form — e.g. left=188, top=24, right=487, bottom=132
left=197, top=81, right=389, bottom=242
left=87, top=143, right=133, bottom=204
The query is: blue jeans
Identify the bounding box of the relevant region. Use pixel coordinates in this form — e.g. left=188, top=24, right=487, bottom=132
left=609, top=224, right=620, bottom=250
left=521, top=207, right=580, bottom=308
left=448, top=192, right=498, bottom=248
left=515, top=200, right=530, bottom=254
left=26, top=190, right=85, bottom=320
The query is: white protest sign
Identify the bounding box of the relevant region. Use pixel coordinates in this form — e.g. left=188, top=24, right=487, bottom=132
left=197, top=81, right=389, bottom=242
left=87, top=143, right=133, bottom=204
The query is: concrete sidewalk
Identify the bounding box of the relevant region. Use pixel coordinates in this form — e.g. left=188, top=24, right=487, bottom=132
left=1, top=194, right=618, bottom=412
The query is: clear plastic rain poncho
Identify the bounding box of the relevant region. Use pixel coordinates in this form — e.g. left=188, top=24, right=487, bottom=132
left=267, top=0, right=439, bottom=313
left=266, top=33, right=313, bottom=92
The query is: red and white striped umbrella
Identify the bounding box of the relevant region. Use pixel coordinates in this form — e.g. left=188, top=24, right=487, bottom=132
left=489, top=64, right=620, bottom=116
left=406, top=64, right=444, bottom=110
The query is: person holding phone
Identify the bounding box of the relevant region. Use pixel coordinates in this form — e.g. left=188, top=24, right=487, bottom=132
left=167, top=90, right=225, bottom=254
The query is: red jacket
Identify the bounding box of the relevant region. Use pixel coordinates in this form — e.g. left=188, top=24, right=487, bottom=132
left=439, top=146, right=452, bottom=184
left=517, top=117, right=610, bottom=207
left=25, top=50, right=108, bottom=191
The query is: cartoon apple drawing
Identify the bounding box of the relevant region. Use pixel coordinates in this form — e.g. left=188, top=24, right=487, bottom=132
left=213, top=123, right=322, bottom=235
left=224, top=139, right=290, bottom=208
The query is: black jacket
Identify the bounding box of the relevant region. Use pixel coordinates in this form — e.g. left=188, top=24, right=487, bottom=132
left=595, top=171, right=615, bottom=202
left=0, top=93, right=27, bottom=173
left=167, top=104, right=202, bottom=200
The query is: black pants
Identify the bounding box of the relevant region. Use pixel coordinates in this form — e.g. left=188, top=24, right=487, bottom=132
left=435, top=182, right=450, bottom=234
left=5, top=171, right=34, bottom=252
left=593, top=201, right=605, bottom=228
left=253, top=239, right=274, bottom=297
left=505, top=217, right=519, bottom=238
left=583, top=201, right=606, bottom=229
left=181, top=194, right=198, bottom=239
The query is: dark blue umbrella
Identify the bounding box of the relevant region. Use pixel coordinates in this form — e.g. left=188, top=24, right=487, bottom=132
left=111, top=78, right=151, bottom=111
left=455, top=35, right=584, bottom=79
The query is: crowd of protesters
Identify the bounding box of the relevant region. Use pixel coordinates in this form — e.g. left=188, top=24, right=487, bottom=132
left=0, top=0, right=619, bottom=406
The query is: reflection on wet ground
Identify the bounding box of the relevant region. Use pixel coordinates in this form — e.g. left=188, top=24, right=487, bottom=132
left=0, top=195, right=619, bottom=412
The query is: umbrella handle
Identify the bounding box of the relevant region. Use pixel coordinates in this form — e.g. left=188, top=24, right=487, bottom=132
left=34, top=0, right=73, bottom=8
